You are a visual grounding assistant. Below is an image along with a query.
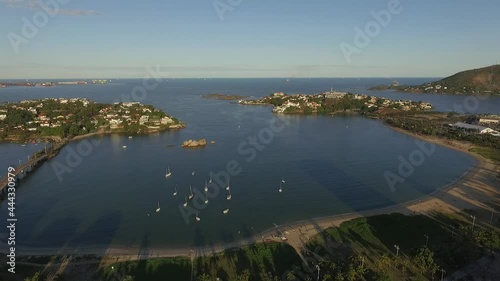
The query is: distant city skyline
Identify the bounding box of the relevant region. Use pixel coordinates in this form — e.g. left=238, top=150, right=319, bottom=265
left=1, top=0, right=499, bottom=79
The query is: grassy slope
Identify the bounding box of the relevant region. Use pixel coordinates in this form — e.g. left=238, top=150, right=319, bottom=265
left=8, top=214, right=499, bottom=281
left=305, top=213, right=499, bottom=280
left=469, top=147, right=500, bottom=163
left=194, top=242, right=303, bottom=281
left=99, top=257, right=191, bottom=281
left=438, top=65, right=500, bottom=91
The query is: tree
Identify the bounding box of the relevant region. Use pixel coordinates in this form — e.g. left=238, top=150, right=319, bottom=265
left=413, top=247, right=438, bottom=276
left=286, top=271, right=296, bottom=280
left=237, top=269, right=251, bottom=281
left=197, top=274, right=212, bottom=281
left=24, top=272, right=44, bottom=281
left=68, top=124, right=80, bottom=136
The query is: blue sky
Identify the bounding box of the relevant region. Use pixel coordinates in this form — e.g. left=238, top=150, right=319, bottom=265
left=1, top=0, right=499, bottom=78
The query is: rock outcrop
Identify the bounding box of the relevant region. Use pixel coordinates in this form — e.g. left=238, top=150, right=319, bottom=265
left=182, top=138, right=207, bottom=148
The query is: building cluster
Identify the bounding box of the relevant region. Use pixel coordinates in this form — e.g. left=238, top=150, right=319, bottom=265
left=239, top=91, right=432, bottom=114
left=449, top=115, right=500, bottom=137
left=271, top=92, right=330, bottom=113
left=423, top=84, right=448, bottom=91
left=364, top=95, right=433, bottom=111
left=101, top=102, right=175, bottom=130
left=0, top=98, right=92, bottom=131
left=0, top=98, right=177, bottom=134
left=450, top=122, right=500, bottom=137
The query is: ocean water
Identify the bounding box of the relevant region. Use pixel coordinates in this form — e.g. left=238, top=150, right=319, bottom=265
left=0, top=78, right=492, bottom=252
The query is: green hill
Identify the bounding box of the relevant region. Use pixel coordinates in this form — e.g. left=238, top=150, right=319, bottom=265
left=435, top=64, right=500, bottom=93
left=370, top=65, right=500, bottom=95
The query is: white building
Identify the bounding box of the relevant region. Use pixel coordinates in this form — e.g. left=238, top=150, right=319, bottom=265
left=452, top=122, right=500, bottom=135
left=479, top=118, right=499, bottom=124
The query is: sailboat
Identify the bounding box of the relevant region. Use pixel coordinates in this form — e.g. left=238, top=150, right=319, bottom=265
left=155, top=201, right=161, bottom=213
left=183, top=196, right=188, bottom=207
left=165, top=166, right=172, bottom=178
left=223, top=208, right=229, bottom=214
left=173, top=185, right=178, bottom=196
left=188, top=185, right=194, bottom=200
left=204, top=180, right=208, bottom=192
left=204, top=190, right=209, bottom=204
left=226, top=188, right=232, bottom=200
left=209, top=175, right=212, bottom=183
left=279, top=182, right=283, bottom=193
left=195, top=212, right=201, bottom=222
left=281, top=177, right=286, bottom=184
left=225, top=180, right=230, bottom=191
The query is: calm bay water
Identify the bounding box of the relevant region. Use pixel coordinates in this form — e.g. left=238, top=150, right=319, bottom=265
left=1, top=78, right=496, bottom=252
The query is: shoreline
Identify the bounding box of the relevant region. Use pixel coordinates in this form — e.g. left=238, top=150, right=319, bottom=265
left=10, top=129, right=499, bottom=261
left=1, top=123, right=186, bottom=144
left=69, top=125, right=186, bottom=142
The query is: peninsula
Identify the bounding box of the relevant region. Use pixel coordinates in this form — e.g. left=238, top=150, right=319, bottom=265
left=0, top=98, right=184, bottom=143
left=238, top=91, right=432, bottom=114
left=370, top=65, right=500, bottom=95
left=238, top=91, right=500, bottom=150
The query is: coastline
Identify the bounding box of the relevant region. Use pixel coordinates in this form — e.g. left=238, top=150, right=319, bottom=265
left=12, top=127, right=499, bottom=262
left=70, top=125, right=186, bottom=142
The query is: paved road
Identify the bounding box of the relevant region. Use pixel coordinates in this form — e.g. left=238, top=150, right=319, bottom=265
left=0, top=153, right=48, bottom=192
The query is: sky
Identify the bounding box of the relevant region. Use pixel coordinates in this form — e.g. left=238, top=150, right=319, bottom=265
left=0, top=0, right=499, bottom=79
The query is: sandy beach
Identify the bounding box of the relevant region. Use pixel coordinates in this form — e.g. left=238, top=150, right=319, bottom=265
left=14, top=128, right=500, bottom=263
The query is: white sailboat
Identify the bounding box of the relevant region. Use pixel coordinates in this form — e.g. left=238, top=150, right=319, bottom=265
left=225, top=180, right=230, bottom=191
left=279, top=182, right=283, bottom=193
left=173, top=185, right=178, bottom=196
left=209, top=175, right=212, bottom=183
left=155, top=201, right=161, bottom=213
left=204, top=190, right=209, bottom=204
left=281, top=177, right=286, bottom=184
left=204, top=180, right=208, bottom=192
left=165, top=166, right=172, bottom=178
left=226, top=188, right=232, bottom=200
left=188, top=185, right=194, bottom=200
left=183, top=196, right=188, bottom=207
left=195, top=212, right=201, bottom=222
left=223, top=208, right=229, bottom=214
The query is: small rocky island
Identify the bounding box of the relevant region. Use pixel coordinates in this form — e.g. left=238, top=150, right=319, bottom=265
left=182, top=138, right=207, bottom=148
left=203, top=94, right=248, bottom=100
left=238, top=91, right=432, bottom=114
left=0, top=98, right=185, bottom=143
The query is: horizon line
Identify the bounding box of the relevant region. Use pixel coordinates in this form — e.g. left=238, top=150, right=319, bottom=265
left=0, top=76, right=442, bottom=81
